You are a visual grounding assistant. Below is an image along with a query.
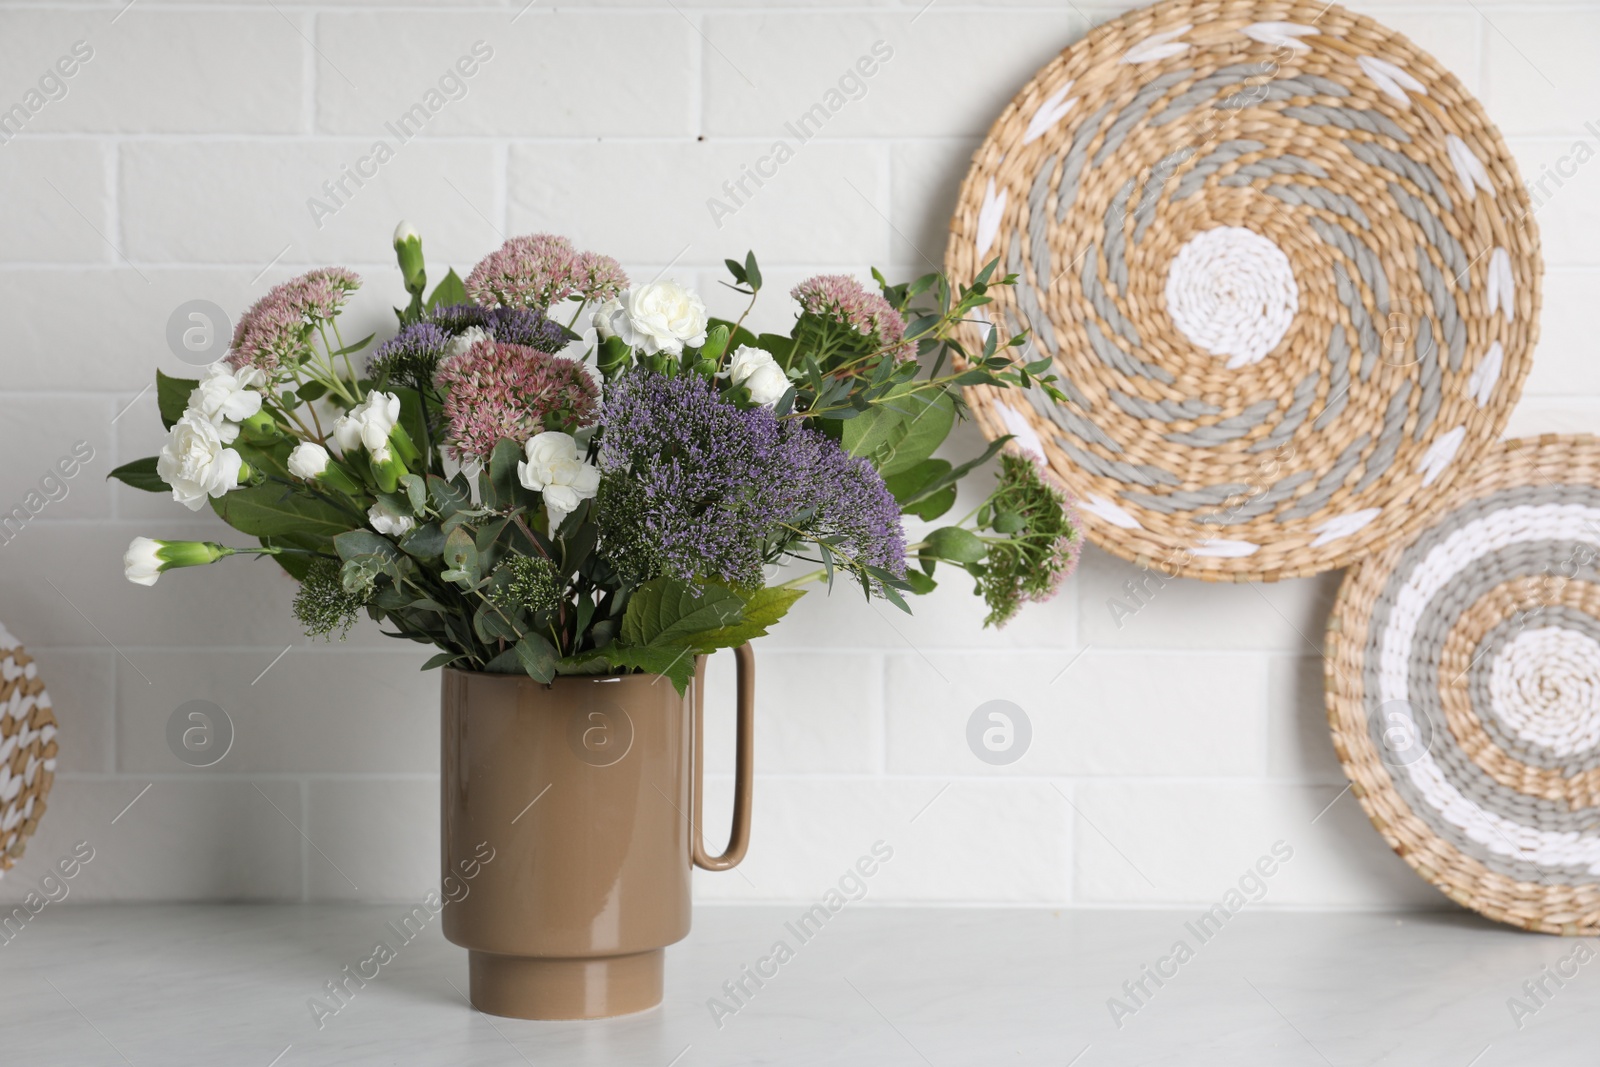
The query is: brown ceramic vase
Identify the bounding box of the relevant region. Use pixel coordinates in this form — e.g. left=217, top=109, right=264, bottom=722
left=440, top=645, right=754, bottom=1020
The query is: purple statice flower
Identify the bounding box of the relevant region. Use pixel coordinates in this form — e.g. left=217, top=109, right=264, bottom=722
left=791, top=274, right=914, bottom=362
left=426, top=303, right=498, bottom=334
left=492, top=308, right=569, bottom=353
left=368, top=322, right=450, bottom=387
left=436, top=339, right=599, bottom=463
left=781, top=424, right=907, bottom=581
left=426, top=303, right=567, bottom=354
left=229, top=267, right=363, bottom=372
left=596, top=372, right=905, bottom=590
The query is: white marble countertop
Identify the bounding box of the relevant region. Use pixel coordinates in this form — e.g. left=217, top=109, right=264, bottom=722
left=0, top=904, right=1590, bottom=1065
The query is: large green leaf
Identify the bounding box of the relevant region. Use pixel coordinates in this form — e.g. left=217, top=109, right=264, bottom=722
left=842, top=384, right=955, bottom=478
left=619, top=577, right=744, bottom=648
left=426, top=269, right=467, bottom=311
left=212, top=483, right=354, bottom=543
left=156, top=370, right=200, bottom=430
left=107, top=456, right=168, bottom=493
left=883, top=458, right=951, bottom=503
left=692, top=586, right=804, bottom=652
left=604, top=643, right=697, bottom=694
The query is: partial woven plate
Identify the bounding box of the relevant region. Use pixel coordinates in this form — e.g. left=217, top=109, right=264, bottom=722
left=946, top=0, right=1539, bottom=581
left=0, top=622, right=57, bottom=876
left=1327, top=435, right=1600, bottom=934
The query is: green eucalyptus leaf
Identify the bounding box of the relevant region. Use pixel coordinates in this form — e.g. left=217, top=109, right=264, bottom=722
left=482, top=647, right=522, bottom=674
left=442, top=526, right=479, bottom=585
left=400, top=473, right=428, bottom=515
left=429, top=474, right=471, bottom=517
left=473, top=599, right=522, bottom=644
left=514, top=633, right=558, bottom=683
left=334, top=529, right=400, bottom=562
left=398, top=523, right=445, bottom=560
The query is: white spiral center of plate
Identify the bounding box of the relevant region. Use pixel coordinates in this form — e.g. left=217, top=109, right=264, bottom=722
left=1488, top=627, right=1600, bottom=755
left=1164, top=226, right=1299, bottom=368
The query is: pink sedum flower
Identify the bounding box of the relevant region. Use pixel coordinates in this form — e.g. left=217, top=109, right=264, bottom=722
left=229, top=267, right=362, bottom=372
left=791, top=274, right=914, bottom=361
left=436, top=339, right=600, bottom=463
left=465, top=234, right=628, bottom=312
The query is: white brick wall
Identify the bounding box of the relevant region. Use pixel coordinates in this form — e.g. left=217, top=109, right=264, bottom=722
left=0, top=0, right=1593, bottom=911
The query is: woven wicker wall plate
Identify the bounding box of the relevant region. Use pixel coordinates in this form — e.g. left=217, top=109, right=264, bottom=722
left=945, top=0, right=1540, bottom=581
left=0, top=623, right=57, bottom=877
left=1327, top=436, right=1600, bottom=934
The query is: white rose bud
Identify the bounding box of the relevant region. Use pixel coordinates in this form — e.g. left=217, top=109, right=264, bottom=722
left=727, top=345, right=790, bottom=406
left=156, top=413, right=245, bottom=511
left=600, top=281, right=708, bottom=356
left=367, top=500, right=415, bottom=537
left=517, top=431, right=602, bottom=529
left=287, top=442, right=330, bottom=480
left=333, top=391, right=402, bottom=463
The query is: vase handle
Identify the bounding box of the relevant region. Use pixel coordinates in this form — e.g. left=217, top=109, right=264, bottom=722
left=692, top=643, right=754, bottom=871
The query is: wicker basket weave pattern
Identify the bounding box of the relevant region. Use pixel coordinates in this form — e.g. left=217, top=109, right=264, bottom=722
left=945, top=0, right=1540, bottom=581
left=1327, top=436, right=1600, bottom=934
left=0, top=623, right=57, bottom=876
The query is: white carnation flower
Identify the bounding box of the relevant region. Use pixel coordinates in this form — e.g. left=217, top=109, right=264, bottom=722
left=446, top=325, right=492, bottom=362
left=186, top=363, right=265, bottom=443
left=156, top=413, right=244, bottom=511
left=367, top=499, right=415, bottom=537
left=287, top=442, right=330, bottom=480
left=517, top=430, right=601, bottom=529
left=726, top=345, right=789, bottom=406
left=597, top=280, right=708, bottom=356
left=333, top=391, right=402, bottom=463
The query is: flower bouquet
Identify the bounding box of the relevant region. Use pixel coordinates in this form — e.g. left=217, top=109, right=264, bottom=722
left=114, top=226, right=1082, bottom=688
left=112, top=223, right=1083, bottom=1018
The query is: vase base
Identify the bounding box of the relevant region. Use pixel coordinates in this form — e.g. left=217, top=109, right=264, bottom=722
left=467, top=949, right=664, bottom=1020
